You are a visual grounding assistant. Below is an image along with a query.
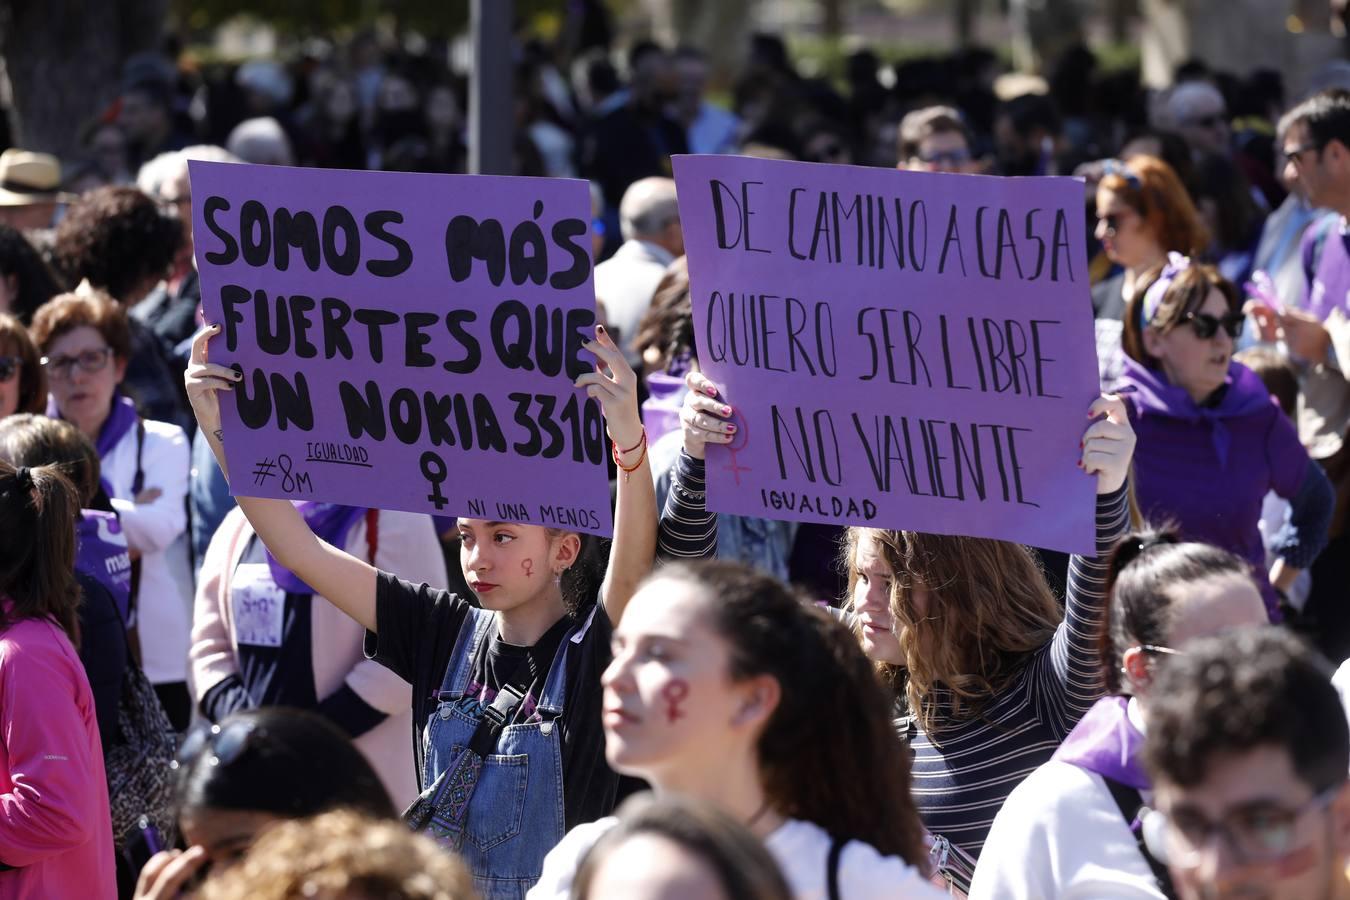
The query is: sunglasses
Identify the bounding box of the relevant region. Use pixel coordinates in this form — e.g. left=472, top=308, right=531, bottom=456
left=1101, top=158, right=1142, bottom=190
left=1183, top=310, right=1245, bottom=340
left=170, top=719, right=260, bottom=774
left=1099, top=211, right=1133, bottom=234
left=0, top=355, right=18, bottom=383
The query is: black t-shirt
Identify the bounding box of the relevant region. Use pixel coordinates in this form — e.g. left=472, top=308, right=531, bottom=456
left=365, top=571, right=621, bottom=831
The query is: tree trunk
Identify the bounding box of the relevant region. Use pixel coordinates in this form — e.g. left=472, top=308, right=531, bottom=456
left=1, top=0, right=168, bottom=159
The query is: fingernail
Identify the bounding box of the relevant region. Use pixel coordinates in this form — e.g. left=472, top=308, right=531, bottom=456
left=1076, top=460, right=1083, bottom=468
left=234, top=371, right=243, bottom=380
left=707, top=387, right=718, bottom=397
left=727, top=424, right=737, bottom=433
left=722, top=405, right=733, bottom=415
left=597, top=325, right=606, bottom=335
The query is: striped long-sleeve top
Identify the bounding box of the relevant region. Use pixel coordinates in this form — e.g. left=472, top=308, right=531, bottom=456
left=656, top=450, right=1131, bottom=893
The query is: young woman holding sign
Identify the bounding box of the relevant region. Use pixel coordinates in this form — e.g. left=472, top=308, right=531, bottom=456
left=184, top=321, right=656, bottom=900
left=665, top=370, right=1136, bottom=894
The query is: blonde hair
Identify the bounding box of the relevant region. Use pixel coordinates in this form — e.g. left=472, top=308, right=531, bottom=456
left=843, top=528, right=1061, bottom=732
left=197, top=810, right=477, bottom=900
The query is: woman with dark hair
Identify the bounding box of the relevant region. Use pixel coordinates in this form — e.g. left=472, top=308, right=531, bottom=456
left=0, top=460, right=116, bottom=897
left=0, top=224, right=63, bottom=323
left=1119, top=255, right=1333, bottom=618
left=573, top=794, right=791, bottom=900
left=51, top=186, right=189, bottom=430
left=667, top=372, right=1136, bottom=893
left=134, top=707, right=397, bottom=897
left=32, top=291, right=194, bottom=729
left=530, top=560, right=939, bottom=899
left=0, top=313, right=45, bottom=419
left=969, top=532, right=1268, bottom=898
left=185, top=322, right=656, bottom=899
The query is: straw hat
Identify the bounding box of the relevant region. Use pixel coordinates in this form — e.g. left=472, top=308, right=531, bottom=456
left=0, top=149, right=75, bottom=206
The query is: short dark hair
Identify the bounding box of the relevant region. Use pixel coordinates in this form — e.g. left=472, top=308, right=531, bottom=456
left=52, top=186, right=181, bottom=303
left=1278, top=89, right=1350, bottom=155
left=176, top=707, right=395, bottom=819
left=1145, top=629, right=1349, bottom=793
left=1100, top=530, right=1255, bottom=693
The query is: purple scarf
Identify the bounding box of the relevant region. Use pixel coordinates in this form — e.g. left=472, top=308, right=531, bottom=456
left=1052, top=694, right=1149, bottom=790
left=266, top=503, right=368, bottom=594
left=47, top=392, right=141, bottom=500
left=1115, top=358, right=1276, bottom=468
left=74, top=509, right=132, bottom=624
left=47, top=392, right=139, bottom=459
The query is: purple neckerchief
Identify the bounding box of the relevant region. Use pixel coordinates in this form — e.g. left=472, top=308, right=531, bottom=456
left=47, top=392, right=139, bottom=459
left=265, top=503, right=367, bottom=594
left=1052, top=694, right=1150, bottom=790
left=48, top=392, right=141, bottom=499
left=1115, top=357, right=1275, bottom=468
left=75, top=509, right=132, bottom=624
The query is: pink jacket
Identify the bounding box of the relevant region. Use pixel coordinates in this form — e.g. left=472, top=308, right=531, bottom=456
left=0, top=615, right=115, bottom=900
left=192, top=508, right=449, bottom=807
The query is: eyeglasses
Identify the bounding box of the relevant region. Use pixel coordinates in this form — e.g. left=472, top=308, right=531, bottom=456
left=170, top=719, right=260, bottom=774
left=916, top=149, right=972, bottom=166
left=1284, top=142, right=1323, bottom=167
left=0, top=355, right=18, bottom=383
left=1143, top=784, right=1343, bottom=870
left=1184, top=311, right=1245, bottom=340
left=40, top=346, right=113, bottom=380
left=1137, top=644, right=1182, bottom=657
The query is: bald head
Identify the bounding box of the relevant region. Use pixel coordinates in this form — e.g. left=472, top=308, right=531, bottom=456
left=619, top=177, right=682, bottom=255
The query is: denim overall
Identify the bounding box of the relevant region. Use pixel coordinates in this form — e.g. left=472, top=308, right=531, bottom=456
left=422, top=607, right=572, bottom=900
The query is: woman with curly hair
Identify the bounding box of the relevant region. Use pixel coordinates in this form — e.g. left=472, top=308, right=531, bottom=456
left=52, top=186, right=190, bottom=430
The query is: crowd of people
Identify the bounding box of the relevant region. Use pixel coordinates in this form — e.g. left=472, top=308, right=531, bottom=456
left=4, top=17, right=1350, bottom=900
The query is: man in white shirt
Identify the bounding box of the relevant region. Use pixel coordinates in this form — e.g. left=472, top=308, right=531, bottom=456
left=593, top=177, right=683, bottom=366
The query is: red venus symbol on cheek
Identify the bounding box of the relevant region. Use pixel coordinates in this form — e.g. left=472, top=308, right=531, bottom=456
left=661, top=679, right=690, bottom=723
left=521, top=559, right=534, bottom=578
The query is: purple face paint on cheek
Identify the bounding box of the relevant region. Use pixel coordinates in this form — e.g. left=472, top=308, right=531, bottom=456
left=661, top=679, right=690, bottom=723
left=522, top=559, right=534, bottom=578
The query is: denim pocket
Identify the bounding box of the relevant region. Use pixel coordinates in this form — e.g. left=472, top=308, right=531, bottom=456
left=461, top=751, right=529, bottom=853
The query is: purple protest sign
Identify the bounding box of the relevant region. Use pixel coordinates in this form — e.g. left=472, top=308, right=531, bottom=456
left=189, top=161, right=611, bottom=536
left=673, top=155, right=1099, bottom=554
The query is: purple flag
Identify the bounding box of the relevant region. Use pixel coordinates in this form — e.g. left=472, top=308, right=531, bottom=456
left=673, top=155, right=1099, bottom=553
left=189, top=162, right=612, bottom=536
left=75, top=510, right=131, bottom=624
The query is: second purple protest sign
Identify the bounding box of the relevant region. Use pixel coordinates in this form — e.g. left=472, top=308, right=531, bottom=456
left=190, top=161, right=612, bottom=536
left=673, top=155, right=1100, bottom=554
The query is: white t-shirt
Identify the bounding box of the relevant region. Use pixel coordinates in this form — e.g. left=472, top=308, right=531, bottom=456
left=529, top=814, right=942, bottom=900
left=968, top=759, right=1165, bottom=900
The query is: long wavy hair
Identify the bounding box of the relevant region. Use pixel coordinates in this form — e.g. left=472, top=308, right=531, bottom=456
left=843, top=528, right=1061, bottom=733
left=656, top=560, right=929, bottom=869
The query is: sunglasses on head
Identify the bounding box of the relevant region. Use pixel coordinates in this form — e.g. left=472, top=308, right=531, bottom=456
left=1184, top=310, right=1244, bottom=340
left=170, top=719, right=260, bottom=774
left=0, top=356, right=18, bottom=382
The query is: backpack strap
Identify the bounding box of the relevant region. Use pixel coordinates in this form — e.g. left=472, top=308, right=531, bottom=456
left=1102, top=776, right=1177, bottom=899
left=827, top=837, right=845, bottom=900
